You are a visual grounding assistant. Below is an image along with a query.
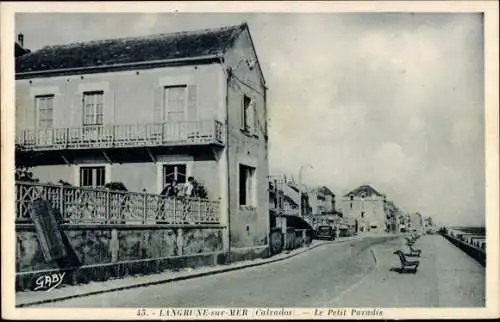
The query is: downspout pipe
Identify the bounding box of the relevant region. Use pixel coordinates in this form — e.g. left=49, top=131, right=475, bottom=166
left=219, top=55, right=232, bottom=264
left=264, top=84, right=271, bottom=257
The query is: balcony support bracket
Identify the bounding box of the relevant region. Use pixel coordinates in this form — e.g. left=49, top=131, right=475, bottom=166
left=102, top=151, right=113, bottom=164
left=210, top=147, right=223, bottom=161
left=146, top=147, right=156, bottom=163
left=60, top=154, right=71, bottom=165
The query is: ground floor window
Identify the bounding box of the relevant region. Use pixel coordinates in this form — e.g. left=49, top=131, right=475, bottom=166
left=239, top=164, right=256, bottom=206
left=163, top=164, right=187, bottom=186
left=80, top=166, right=106, bottom=187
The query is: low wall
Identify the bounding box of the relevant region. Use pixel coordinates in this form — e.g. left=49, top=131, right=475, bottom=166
left=16, top=224, right=225, bottom=291
left=442, top=233, right=486, bottom=266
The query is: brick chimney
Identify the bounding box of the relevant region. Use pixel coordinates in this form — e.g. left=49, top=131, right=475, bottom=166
left=18, top=33, right=24, bottom=47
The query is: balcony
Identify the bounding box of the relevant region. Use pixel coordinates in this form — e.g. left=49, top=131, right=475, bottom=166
left=15, top=181, right=221, bottom=225
left=16, top=119, right=225, bottom=152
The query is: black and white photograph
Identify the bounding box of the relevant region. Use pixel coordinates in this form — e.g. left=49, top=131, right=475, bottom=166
left=1, top=1, right=499, bottom=319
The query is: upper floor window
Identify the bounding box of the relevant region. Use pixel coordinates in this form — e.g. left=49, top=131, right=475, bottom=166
left=35, top=95, right=54, bottom=129
left=242, top=95, right=253, bottom=133
left=164, top=85, right=187, bottom=122
left=83, top=91, right=104, bottom=126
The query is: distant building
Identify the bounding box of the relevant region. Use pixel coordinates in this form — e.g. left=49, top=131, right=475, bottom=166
left=308, top=186, right=336, bottom=215
left=384, top=200, right=400, bottom=233
left=15, top=33, right=31, bottom=58
left=268, top=176, right=310, bottom=217
left=408, top=212, right=424, bottom=229
left=340, top=185, right=387, bottom=233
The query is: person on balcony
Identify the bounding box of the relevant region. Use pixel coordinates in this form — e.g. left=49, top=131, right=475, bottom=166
left=161, top=180, right=179, bottom=198
left=156, top=180, right=179, bottom=223
left=181, top=177, right=195, bottom=223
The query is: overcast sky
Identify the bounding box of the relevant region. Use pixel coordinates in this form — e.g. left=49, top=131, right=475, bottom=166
left=15, top=12, right=485, bottom=226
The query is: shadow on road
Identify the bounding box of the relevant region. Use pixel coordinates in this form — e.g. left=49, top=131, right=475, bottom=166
left=389, top=267, right=418, bottom=274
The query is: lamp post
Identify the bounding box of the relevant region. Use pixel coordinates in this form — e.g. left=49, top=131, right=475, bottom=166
left=298, top=164, right=313, bottom=218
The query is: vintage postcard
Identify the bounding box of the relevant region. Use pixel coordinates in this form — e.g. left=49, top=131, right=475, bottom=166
left=1, top=1, right=499, bottom=320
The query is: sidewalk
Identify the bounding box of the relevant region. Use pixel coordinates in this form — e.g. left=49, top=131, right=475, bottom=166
left=16, top=235, right=362, bottom=307
left=330, top=234, right=485, bottom=307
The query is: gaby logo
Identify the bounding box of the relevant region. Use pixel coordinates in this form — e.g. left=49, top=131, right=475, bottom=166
left=33, top=272, right=65, bottom=292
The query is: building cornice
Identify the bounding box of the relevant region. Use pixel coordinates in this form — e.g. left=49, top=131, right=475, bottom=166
left=16, top=54, right=223, bottom=80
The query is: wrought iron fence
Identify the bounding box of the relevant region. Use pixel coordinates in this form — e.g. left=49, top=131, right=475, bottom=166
left=15, top=181, right=221, bottom=225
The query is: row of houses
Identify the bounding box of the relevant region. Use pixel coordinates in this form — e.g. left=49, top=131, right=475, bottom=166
left=268, top=177, right=434, bottom=236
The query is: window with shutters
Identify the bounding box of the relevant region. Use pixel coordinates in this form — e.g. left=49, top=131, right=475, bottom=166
left=239, top=164, right=256, bottom=206
left=35, top=95, right=54, bottom=129
left=252, top=103, right=258, bottom=137
left=164, top=85, right=187, bottom=122
left=80, top=166, right=106, bottom=187
left=83, top=91, right=104, bottom=126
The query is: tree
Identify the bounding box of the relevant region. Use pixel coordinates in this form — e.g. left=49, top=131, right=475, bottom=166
left=15, top=144, right=39, bottom=182
left=193, top=180, right=208, bottom=199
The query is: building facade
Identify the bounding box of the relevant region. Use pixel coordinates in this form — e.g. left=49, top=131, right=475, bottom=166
left=408, top=212, right=424, bottom=230
left=340, top=185, right=387, bottom=233
left=308, top=186, right=336, bottom=216
left=15, top=23, right=270, bottom=256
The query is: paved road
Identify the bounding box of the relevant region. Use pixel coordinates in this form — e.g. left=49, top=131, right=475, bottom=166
left=36, top=236, right=395, bottom=308
left=33, top=234, right=484, bottom=308
left=332, top=234, right=485, bottom=307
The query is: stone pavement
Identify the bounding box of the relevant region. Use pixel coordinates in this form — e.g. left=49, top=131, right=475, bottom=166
left=330, top=234, right=485, bottom=307
left=16, top=235, right=363, bottom=307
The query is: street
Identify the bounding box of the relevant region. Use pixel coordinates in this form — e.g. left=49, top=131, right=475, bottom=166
left=31, top=234, right=485, bottom=308
left=33, top=236, right=392, bottom=307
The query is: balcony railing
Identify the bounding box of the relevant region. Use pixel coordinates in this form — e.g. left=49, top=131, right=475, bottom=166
left=16, top=119, right=224, bottom=151
left=15, top=181, right=221, bottom=225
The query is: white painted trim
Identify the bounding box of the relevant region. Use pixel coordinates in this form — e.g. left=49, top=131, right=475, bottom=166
left=158, top=75, right=194, bottom=87
left=77, top=82, right=110, bottom=93
left=30, top=86, right=61, bottom=96
left=155, top=160, right=193, bottom=194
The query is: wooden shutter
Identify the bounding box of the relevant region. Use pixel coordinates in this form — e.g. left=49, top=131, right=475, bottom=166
left=103, top=91, right=114, bottom=125
left=74, top=92, right=84, bottom=127
left=252, top=101, right=258, bottom=135
left=186, top=85, right=198, bottom=121
left=152, top=86, right=164, bottom=122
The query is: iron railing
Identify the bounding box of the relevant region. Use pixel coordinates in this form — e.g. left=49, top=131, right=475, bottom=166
left=16, top=119, right=225, bottom=151
left=15, top=181, right=221, bottom=225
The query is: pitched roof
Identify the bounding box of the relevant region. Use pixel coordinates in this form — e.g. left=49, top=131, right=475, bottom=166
left=318, top=186, right=335, bottom=196
left=16, top=23, right=247, bottom=74
left=344, top=185, right=385, bottom=198
left=15, top=42, right=31, bottom=58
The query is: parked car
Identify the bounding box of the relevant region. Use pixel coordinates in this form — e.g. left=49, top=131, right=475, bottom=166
left=315, top=225, right=336, bottom=240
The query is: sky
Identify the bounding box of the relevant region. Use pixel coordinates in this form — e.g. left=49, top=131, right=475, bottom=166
left=15, top=12, right=485, bottom=226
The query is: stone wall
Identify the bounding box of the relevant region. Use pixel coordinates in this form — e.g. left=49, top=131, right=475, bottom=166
left=16, top=224, right=224, bottom=291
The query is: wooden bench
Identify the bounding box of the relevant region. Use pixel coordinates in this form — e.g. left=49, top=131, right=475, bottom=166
left=408, top=243, right=422, bottom=257
left=393, top=250, right=420, bottom=272
left=405, top=237, right=416, bottom=246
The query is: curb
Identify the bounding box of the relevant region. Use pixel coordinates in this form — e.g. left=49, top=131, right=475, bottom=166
left=17, top=238, right=354, bottom=307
